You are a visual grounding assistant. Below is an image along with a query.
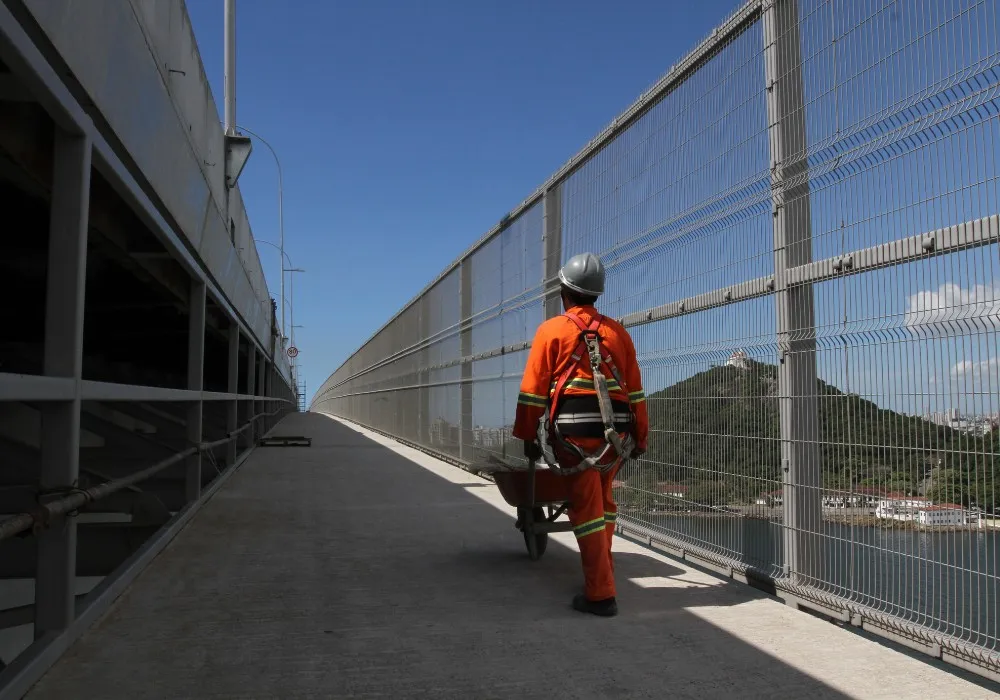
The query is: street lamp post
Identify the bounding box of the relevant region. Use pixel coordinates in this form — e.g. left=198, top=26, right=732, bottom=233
left=253, top=237, right=293, bottom=344
left=291, top=323, right=305, bottom=396
left=285, top=267, right=305, bottom=375
left=238, top=126, right=285, bottom=340
left=224, top=0, right=236, bottom=134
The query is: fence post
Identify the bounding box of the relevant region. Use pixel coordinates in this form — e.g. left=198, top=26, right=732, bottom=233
left=268, top=364, right=275, bottom=427
left=409, top=309, right=418, bottom=441
left=227, top=324, right=239, bottom=465
left=186, top=280, right=206, bottom=503
left=246, top=346, right=256, bottom=448
left=35, top=129, right=91, bottom=638
left=266, top=364, right=273, bottom=430
left=257, top=357, right=267, bottom=436
left=418, top=297, right=430, bottom=446
left=542, top=184, right=563, bottom=320
left=763, top=0, right=822, bottom=585
left=459, top=259, right=472, bottom=460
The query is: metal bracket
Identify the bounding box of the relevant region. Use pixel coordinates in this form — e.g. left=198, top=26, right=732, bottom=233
left=832, top=255, right=854, bottom=273
left=224, top=133, right=252, bottom=189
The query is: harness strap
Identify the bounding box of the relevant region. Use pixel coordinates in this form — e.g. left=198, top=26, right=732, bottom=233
left=538, top=312, right=634, bottom=472
left=548, top=343, right=585, bottom=424
left=601, top=352, right=628, bottom=394
left=562, top=312, right=630, bottom=400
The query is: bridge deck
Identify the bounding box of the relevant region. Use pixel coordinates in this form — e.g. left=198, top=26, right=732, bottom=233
left=25, top=413, right=996, bottom=699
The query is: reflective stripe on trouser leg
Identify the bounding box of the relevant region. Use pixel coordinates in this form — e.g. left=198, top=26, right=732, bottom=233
left=604, top=512, right=616, bottom=575
left=574, top=517, right=606, bottom=538
left=567, top=468, right=615, bottom=601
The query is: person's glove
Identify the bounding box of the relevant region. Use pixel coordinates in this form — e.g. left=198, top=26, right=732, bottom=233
left=523, top=440, right=542, bottom=462
left=629, top=447, right=646, bottom=460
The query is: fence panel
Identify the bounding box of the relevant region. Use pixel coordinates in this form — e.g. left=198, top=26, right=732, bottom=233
left=312, top=0, right=1000, bottom=678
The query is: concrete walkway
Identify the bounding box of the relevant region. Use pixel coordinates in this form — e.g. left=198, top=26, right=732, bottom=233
left=26, top=413, right=998, bottom=699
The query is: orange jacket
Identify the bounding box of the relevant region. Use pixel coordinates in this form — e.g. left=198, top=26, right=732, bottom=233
left=513, top=305, right=648, bottom=452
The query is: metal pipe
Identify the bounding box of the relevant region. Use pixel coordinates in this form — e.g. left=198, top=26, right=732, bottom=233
left=224, top=0, right=236, bottom=134
left=239, top=128, right=284, bottom=342
left=255, top=237, right=293, bottom=270
left=284, top=267, right=305, bottom=381
left=254, top=238, right=293, bottom=350
left=0, top=408, right=285, bottom=543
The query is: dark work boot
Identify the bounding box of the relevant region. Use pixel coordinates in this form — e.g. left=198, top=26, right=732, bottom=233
left=572, top=593, right=618, bottom=617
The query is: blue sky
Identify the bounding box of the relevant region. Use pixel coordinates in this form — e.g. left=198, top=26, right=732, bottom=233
left=189, top=0, right=999, bottom=432
left=186, top=0, right=748, bottom=404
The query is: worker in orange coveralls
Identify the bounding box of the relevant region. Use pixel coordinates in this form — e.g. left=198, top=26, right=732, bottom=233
left=513, top=252, right=648, bottom=617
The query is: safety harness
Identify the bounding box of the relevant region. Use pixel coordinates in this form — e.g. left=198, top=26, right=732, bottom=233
left=536, top=312, right=635, bottom=475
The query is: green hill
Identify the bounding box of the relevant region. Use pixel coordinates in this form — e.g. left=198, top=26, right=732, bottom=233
left=640, top=359, right=998, bottom=508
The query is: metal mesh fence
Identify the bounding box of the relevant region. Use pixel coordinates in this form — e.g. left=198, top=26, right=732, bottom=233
left=313, top=0, right=1000, bottom=675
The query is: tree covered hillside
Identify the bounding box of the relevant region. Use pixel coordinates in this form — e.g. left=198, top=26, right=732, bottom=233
left=641, top=359, right=998, bottom=508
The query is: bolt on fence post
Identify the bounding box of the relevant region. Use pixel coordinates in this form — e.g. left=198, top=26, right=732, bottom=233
left=763, top=0, right=822, bottom=586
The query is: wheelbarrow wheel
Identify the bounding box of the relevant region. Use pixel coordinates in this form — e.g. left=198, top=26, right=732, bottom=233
left=522, top=507, right=548, bottom=560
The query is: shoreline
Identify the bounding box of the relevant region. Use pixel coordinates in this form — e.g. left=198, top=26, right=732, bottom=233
left=618, top=507, right=998, bottom=532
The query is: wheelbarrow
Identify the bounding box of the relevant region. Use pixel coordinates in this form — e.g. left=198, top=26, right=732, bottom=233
left=477, top=458, right=574, bottom=560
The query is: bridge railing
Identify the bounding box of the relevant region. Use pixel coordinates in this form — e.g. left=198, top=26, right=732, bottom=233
left=313, top=0, right=1000, bottom=682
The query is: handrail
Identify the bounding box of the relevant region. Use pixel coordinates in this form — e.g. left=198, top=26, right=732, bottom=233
left=0, top=407, right=285, bottom=542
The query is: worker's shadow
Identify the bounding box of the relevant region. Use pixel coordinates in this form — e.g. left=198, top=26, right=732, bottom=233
left=453, top=533, right=767, bottom=619
left=310, top=416, right=861, bottom=698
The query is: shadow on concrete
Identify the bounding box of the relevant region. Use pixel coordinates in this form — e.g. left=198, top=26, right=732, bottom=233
left=298, top=414, right=853, bottom=699
left=24, top=412, right=870, bottom=698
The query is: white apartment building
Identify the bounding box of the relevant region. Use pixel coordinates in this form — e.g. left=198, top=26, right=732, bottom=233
left=876, top=494, right=969, bottom=526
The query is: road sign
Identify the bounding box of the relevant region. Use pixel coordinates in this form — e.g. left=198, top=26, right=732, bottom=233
left=287, top=346, right=299, bottom=358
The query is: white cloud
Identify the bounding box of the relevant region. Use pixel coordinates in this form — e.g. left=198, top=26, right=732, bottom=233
left=904, top=283, right=1000, bottom=333
left=950, top=357, right=1000, bottom=381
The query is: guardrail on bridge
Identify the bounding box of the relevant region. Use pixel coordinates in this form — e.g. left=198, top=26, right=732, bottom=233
left=313, top=0, right=1000, bottom=683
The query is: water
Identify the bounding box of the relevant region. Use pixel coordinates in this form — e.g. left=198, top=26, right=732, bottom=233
left=637, top=513, right=1000, bottom=649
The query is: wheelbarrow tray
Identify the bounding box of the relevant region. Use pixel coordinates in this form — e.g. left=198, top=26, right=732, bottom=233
left=492, top=468, right=571, bottom=508
left=475, top=461, right=574, bottom=561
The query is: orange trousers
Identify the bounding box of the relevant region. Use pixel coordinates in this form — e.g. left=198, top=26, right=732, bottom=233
left=533, top=454, right=621, bottom=602
left=567, top=463, right=620, bottom=601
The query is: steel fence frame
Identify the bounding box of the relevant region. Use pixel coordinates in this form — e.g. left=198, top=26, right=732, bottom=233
left=0, top=2, right=298, bottom=692
left=313, top=0, right=1000, bottom=682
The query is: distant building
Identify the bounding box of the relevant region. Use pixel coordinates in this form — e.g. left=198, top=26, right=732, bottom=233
left=756, top=489, right=783, bottom=506
left=822, top=490, right=863, bottom=508
left=875, top=493, right=929, bottom=520
left=915, top=504, right=967, bottom=526
left=822, top=487, right=884, bottom=509
left=925, top=408, right=998, bottom=435
left=656, top=483, right=688, bottom=499
left=854, top=487, right=885, bottom=507
left=471, top=425, right=504, bottom=449
left=726, top=349, right=750, bottom=371
left=876, top=494, right=970, bottom=526
left=429, top=418, right=459, bottom=448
